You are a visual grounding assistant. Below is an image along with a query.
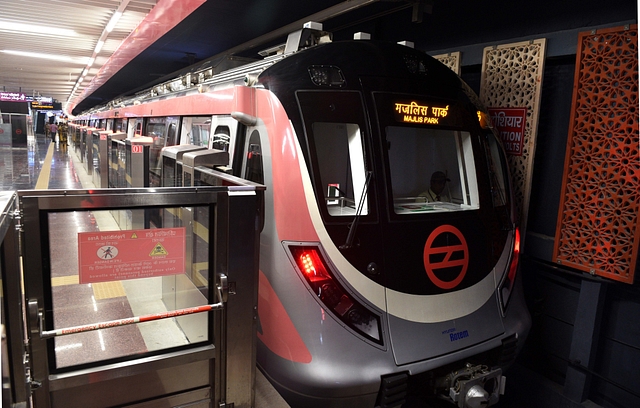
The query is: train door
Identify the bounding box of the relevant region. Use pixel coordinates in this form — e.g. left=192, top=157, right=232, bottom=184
left=146, top=117, right=180, bottom=188
left=10, top=187, right=261, bottom=408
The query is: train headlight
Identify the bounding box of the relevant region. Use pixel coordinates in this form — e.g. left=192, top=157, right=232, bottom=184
left=289, top=245, right=383, bottom=345
left=308, top=65, right=345, bottom=87
left=499, top=228, right=520, bottom=312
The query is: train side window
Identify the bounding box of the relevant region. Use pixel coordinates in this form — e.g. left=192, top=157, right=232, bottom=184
left=212, top=125, right=231, bottom=151
left=133, top=120, right=142, bottom=137
left=146, top=117, right=167, bottom=141
left=386, top=126, right=479, bottom=214
left=483, top=131, right=509, bottom=208
left=166, top=123, right=178, bottom=146
left=243, top=130, right=263, bottom=184
left=115, top=118, right=127, bottom=133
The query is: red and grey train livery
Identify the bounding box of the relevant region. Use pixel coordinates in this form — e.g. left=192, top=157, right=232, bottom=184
left=74, top=24, right=530, bottom=408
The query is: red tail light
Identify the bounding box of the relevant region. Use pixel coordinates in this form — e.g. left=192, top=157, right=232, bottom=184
left=508, top=228, right=521, bottom=281
left=298, top=250, right=330, bottom=282
left=290, top=245, right=382, bottom=344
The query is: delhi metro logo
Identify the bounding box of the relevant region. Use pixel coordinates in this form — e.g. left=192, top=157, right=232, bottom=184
left=423, top=225, right=469, bottom=290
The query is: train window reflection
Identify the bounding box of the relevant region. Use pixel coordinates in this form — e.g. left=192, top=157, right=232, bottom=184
left=386, top=127, right=479, bottom=214
left=483, top=131, right=509, bottom=208
left=48, top=208, right=211, bottom=371
left=312, top=122, right=368, bottom=216
left=243, top=130, right=263, bottom=184
left=179, top=116, right=212, bottom=147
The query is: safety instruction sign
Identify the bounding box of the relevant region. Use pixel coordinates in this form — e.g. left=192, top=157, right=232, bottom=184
left=78, top=227, right=186, bottom=284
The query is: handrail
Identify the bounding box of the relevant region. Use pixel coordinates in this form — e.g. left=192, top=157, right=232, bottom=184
left=38, top=274, right=227, bottom=339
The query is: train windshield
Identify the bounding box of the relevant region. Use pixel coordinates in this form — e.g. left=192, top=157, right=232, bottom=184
left=371, top=92, right=480, bottom=214
left=386, top=126, right=479, bottom=214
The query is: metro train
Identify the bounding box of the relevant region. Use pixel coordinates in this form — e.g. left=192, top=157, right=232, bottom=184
left=73, top=23, right=531, bottom=408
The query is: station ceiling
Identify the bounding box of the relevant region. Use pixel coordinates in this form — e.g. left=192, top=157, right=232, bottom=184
left=0, top=0, right=635, bottom=116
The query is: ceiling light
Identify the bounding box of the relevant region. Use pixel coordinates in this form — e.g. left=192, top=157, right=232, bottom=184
left=94, top=40, right=105, bottom=54
left=0, top=21, right=78, bottom=37
left=106, top=11, right=123, bottom=33
left=0, top=50, right=89, bottom=64
left=87, top=57, right=95, bottom=67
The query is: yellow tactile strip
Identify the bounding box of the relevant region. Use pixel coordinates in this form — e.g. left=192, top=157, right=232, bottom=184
left=51, top=275, right=126, bottom=300
left=51, top=275, right=79, bottom=286
left=92, top=282, right=126, bottom=300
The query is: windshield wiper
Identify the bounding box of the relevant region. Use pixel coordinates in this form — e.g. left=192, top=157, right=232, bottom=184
left=340, top=170, right=372, bottom=250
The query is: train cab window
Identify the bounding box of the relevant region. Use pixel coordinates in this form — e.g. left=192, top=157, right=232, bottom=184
left=386, top=126, right=479, bottom=214
left=243, top=130, right=263, bottom=184
left=297, top=91, right=371, bottom=219
left=312, top=122, right=369, bottom=216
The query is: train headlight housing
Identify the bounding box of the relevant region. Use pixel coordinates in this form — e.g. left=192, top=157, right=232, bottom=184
left=289, top=244, right=383, bottom=345
left=308, top=65, right=345, bottom=87
left=498, top=228, right=520, bottom=313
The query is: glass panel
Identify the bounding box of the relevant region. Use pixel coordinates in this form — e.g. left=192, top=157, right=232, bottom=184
left=386, top=127, right=479, bottom=214
left=483, top=132, right=509, bottom=208
left=92, top=133, right=100, bottom=177
left=312, top=122, right=368, bottom=216
left=48, top=207, right=210, bottom=370
left=243, top=130, right=263, bottom=184
left=212, top=125, right=230, bottom=151
left=185, top=116, right=212, bottom=147
left=166, top=123, right=178, bottom=146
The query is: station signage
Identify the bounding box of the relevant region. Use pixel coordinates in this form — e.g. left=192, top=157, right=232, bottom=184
left=0, top=92, right=26, bottom=102
left=78, top=227, right=186, bottom=284
left=488, top=107, right=527, bottom=156
left=31, top=101, right=54, bottom=109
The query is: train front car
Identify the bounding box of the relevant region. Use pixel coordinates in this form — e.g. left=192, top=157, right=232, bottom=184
left=255, top=40, right=530, bottom=408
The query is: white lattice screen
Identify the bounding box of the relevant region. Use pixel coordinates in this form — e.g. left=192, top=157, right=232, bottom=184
left=433, top=51, right=461, bottom=75
left=479, top=39, right=547, bottom=233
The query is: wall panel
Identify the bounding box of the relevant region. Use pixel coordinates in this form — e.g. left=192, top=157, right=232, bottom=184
left=553, top=25, right=639, bottom=283
left=479, top=39, right=548, bottom=233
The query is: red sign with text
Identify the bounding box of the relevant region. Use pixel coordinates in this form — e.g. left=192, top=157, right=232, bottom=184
left=78, top=228, right=186, bottom=284
left=488, top=107, right=527, bottom=156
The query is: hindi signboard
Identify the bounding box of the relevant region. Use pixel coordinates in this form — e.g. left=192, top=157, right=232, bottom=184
left=0, top=92, right=26, bottom=102
left=488, top=107, right=527, bottom=156
left=78, top=227, right=186, bottom=284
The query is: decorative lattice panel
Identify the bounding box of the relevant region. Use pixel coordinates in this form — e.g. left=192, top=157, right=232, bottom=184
left=479, top=39, right=547, bottom=233
left=553, top=25, right=639, bottom=284
left=433, top=51, right=461, bottom=75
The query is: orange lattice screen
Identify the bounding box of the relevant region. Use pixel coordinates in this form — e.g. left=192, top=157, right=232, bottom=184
left=554, top=25, right=639, bottom=284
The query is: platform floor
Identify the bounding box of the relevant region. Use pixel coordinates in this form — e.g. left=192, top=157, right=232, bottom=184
left=2, top=135, right=595, bottom=408
left=1, top=135, right=290, bottom=408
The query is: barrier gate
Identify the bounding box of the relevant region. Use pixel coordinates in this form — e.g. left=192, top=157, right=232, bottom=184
left=0, top=184, right=263, bottom=408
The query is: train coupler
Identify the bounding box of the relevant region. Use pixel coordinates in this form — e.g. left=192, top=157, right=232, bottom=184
left=439, top=364, right=505, bottom=408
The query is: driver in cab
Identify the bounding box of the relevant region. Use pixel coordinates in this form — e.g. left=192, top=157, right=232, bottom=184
left=420, top=171, right=450, bottom=202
